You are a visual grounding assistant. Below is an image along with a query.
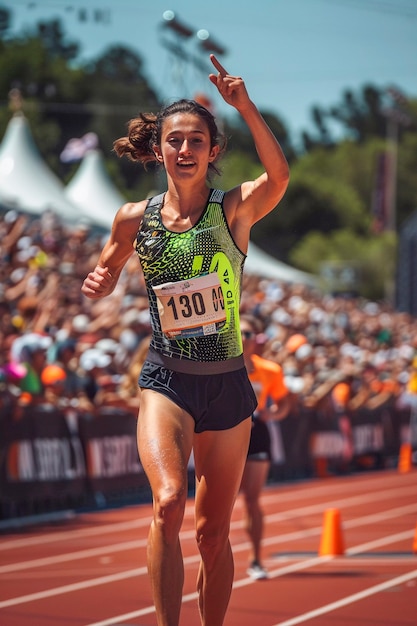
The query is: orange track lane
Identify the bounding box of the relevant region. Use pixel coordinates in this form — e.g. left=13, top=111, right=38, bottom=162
left=1, top=468, right=416, bottom=626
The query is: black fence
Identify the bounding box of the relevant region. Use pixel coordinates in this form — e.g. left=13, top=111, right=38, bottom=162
left=1, top=400, right=416, bottom=523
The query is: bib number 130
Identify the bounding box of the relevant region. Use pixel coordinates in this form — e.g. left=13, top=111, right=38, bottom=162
left=153, top=273, right=226, bottom=338
left=167, top=286, right=224, bottom=320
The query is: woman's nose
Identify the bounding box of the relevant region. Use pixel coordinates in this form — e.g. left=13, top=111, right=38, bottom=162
left=179, top=140, right=191, bottom=155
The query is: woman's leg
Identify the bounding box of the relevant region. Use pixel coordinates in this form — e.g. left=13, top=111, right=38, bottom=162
left=137, top=389, right=195, bottom=626
left=240, top=459, right=271, bottom=566
left=193, top=417, right=251, bottom=626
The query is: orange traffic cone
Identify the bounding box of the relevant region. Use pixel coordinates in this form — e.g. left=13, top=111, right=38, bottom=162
left=319, top=508, right=345, bottom=556
left=398, top=442, right=412, bottom=473
left=413, top=523, right=417, bottom=554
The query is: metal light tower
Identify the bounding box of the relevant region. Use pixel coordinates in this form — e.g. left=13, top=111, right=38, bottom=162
left=159, top=10, right=226, bottom=100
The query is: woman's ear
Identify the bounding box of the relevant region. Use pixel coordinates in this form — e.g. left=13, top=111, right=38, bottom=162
left=153, top=146, right=164, bottom=163
left=208, top=145, right=220, bottom=162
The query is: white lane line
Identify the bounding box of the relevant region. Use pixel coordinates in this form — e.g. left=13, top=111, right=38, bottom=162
left=3, top=488, right=416, bottom=574
left=84, top=560, right=417, bottom=626
left=258, top=471, right=417, bottom=508
left=0, top=551, right=202, bottom=609
left=346, top=529, right=416, bottom=555
left=272, top=568, right=417, bottom=626
left=83, top=499, right=417, bottom=626
left=0, top=538, right=148, bottom=575
left=2, top=471, right=414, bottom=551
left=82, top=556, right=337, bottom=626
left=0, top=516, right=153, bottom=551
left=259, top=501, right=417, bottom=551
left=1, top=498, right=415, bottom=605
left=0, top=567, right=148, bottom=609
left=0, top=499, right=201, bottom=551
left=262, top=484, right=417, bottom=526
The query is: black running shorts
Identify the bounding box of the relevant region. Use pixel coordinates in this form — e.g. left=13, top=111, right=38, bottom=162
left=138, top=360, right=257, bottom=433
left=247, top=418, right=272, bottom=461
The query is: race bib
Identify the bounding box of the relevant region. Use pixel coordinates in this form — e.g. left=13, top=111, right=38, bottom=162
left=153, top=273, right=226, bottom=339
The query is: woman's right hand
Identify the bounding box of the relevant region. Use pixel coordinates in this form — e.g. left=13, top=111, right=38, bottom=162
left=81, top=265, right=114, bottom=299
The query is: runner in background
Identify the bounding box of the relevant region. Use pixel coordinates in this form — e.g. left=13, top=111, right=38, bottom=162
left=240, top=314, right=291, bottom=580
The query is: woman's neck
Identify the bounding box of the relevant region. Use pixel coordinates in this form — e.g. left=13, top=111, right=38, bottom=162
left=161, top=185, right=210, bottom=230
left=165, top=182, right=210, bottom=218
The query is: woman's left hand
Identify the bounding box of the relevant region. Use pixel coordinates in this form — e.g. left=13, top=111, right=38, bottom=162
left=209, top=54, right=251, bottom=111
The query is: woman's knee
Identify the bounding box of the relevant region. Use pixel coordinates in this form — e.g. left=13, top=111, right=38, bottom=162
left=196, top=517, right=230, bottom=563
left=153, top=484, right=187, bottom=542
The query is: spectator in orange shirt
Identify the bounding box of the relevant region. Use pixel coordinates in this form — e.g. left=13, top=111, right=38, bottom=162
left=240, top=315, right=291, bottom=579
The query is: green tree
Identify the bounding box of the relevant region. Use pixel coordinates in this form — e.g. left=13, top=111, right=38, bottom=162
left=0, top=6, right=11, bottom=38
left=0, top=20, right=162, bottom=196
left=289, top=229, right=397, bottom=301
left=0, top=20, right=90, bottom=171
left=302, top=85, right=388, bottom=149
left=223, top=108, right=296, bottom=164
left=82, top=45, right=161, bottom=195
left=249, top=120, right=417, bottom=299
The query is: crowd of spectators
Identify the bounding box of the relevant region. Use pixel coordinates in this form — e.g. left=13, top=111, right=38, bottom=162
left=1, top=209, right=417, bottom=434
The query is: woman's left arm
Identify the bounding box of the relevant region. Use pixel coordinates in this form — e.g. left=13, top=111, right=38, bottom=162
left=209, top=54, right=289, bottom=225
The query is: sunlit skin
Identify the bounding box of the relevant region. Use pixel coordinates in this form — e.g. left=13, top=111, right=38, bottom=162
left=82, top=54, right=289, bottom=626
left=153, top=113, right=220, bottom=230
left=81, top=55, right=289, bottom=302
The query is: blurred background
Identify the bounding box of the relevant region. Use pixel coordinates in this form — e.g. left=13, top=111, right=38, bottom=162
left=1, top=0, right=417, bottom=302
left=0, top=1, right=416, bottom=523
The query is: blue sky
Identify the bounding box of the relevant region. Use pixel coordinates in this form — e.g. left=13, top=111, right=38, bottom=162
left=4, top=0, right=417, bottom=143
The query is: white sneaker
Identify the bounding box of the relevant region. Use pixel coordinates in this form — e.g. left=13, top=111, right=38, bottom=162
left=247, top=561, right=268, bottom=580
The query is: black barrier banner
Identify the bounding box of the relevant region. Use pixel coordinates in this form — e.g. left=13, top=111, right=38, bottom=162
left=268, top=409, right=313, bottom=480
left=307, top=402, right=348, bottom=461
left=351, top=406, right=385, bottom=456
left=1, top=404, right=87, bottom=506
left=1, top=401, right=413, bottom=520
left=305, top=403, right=412, bottom=462
left=78, top=408, right=148, bottom=497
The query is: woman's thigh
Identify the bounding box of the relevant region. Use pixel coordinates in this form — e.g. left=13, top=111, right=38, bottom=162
left=137, top=389, right=195, bottom=494
left=193, top=417, right=251, bottom=526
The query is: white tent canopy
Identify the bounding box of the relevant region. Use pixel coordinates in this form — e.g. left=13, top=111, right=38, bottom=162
left=0, top=114, right=317, bottom=286
left=65, top=149, right=126, bottom=230
left=0, top=114, right=82, bottom=223
left=246, top=242, right=318, bottom=286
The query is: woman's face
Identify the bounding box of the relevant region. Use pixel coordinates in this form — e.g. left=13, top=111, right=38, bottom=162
left=155, top=113, right=219, bottom=182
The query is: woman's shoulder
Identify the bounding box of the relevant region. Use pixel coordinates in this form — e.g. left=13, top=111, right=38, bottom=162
left=111, top=199, right=148, bottom=240
left=113, top=199, right=147, bottom=225
left=116, top=199, right=148, bottom=221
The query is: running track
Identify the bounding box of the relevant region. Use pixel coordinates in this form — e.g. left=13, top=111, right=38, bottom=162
left=1, top=468, right=416, bottom=625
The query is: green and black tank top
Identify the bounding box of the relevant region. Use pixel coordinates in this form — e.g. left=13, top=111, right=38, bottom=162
left=135, top=188, right=246, bottom=374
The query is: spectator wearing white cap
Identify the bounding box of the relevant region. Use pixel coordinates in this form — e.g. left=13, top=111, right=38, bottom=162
left=79, top=348, right=112, bottom=403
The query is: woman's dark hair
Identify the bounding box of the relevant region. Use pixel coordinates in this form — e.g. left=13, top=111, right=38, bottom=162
left=113, top=99, right=226, bottom=176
